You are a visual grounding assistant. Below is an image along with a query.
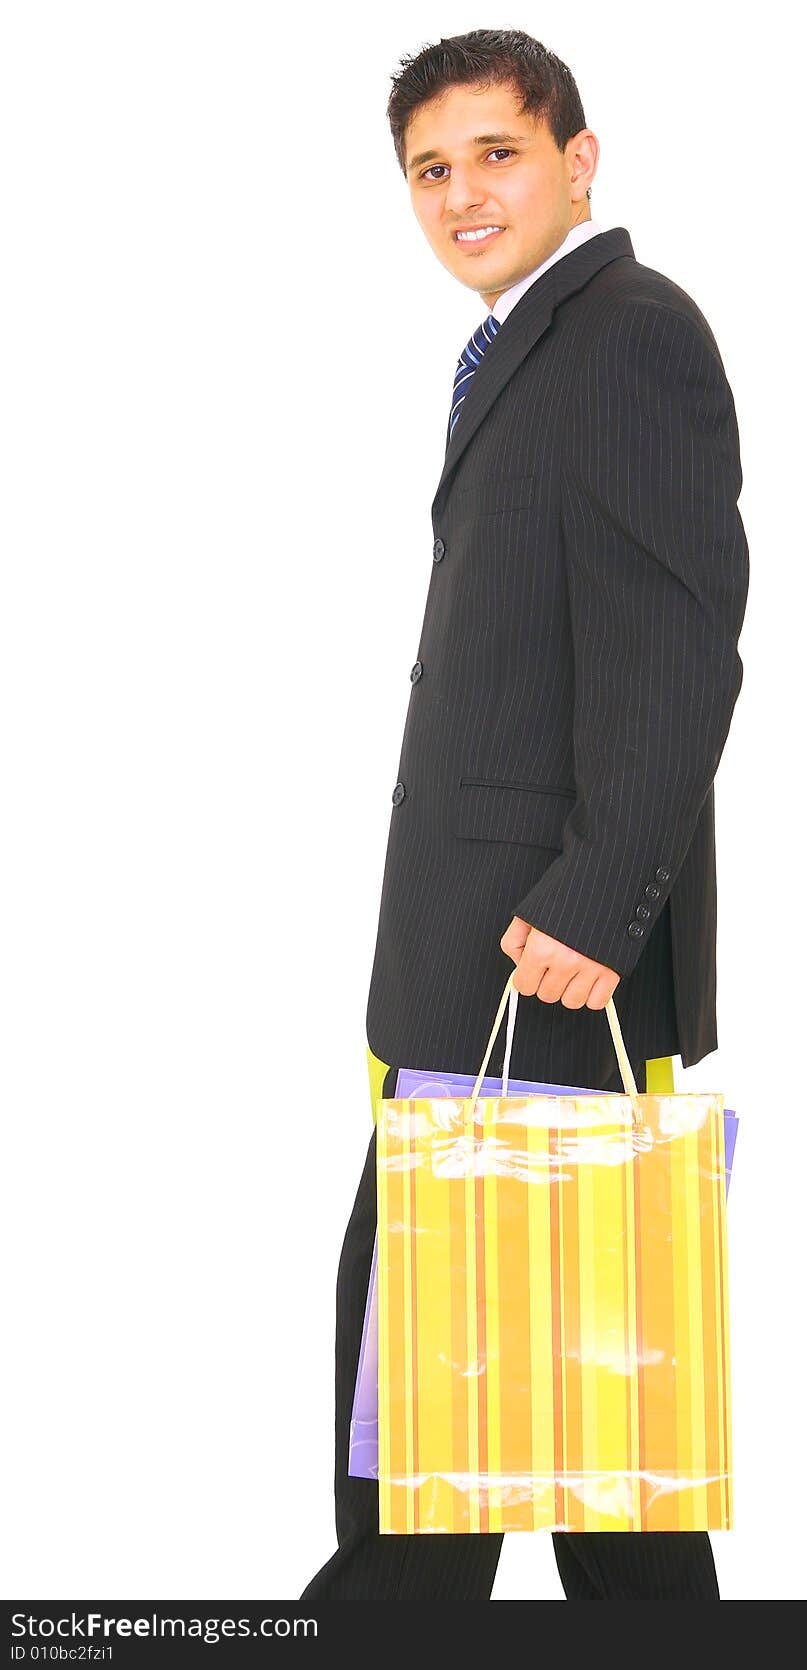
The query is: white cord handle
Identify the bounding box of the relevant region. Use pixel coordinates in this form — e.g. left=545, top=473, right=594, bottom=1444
left=472, top=969, right=642, bottom=1127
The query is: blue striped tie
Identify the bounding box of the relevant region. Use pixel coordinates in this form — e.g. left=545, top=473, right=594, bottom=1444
left=449, top=312, right=501, bottom=438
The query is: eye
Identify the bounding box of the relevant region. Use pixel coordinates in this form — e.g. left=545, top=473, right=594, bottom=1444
left=420, top=148, right=516, bottom=181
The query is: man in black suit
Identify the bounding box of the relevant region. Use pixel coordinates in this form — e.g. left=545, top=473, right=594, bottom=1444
left=300, top=28, right=749, bottom=1602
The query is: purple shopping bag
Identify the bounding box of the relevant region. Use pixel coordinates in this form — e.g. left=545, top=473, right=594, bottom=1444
left=348, top=1059, right=738, bottom=1481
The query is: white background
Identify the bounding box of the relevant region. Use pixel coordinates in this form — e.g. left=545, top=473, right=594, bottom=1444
left=1, top=1, right=803, bottom=1603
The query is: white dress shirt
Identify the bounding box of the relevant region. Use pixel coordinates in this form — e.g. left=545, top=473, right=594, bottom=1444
left=490, top=218, right=604, bottom=326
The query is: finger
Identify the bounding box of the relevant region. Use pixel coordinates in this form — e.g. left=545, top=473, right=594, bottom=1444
left=586, top=974, right=617, bottom=1010
left=533, top=959, right=580, bottom=1004
left=512, top=948, right=552, bottom=997
left=559, top=971, right=595, bottom=1009
left=500, top=917, right=531, bottom=958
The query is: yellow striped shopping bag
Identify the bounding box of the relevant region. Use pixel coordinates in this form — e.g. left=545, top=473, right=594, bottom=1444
left=376, top=969, right=732, bottom=1534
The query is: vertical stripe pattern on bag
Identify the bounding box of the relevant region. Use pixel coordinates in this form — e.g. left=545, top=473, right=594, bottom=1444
left=376, top=1090, right=732, bottom=1535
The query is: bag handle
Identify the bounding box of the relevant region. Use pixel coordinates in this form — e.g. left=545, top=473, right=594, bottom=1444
left=470, top=969, right=643, bottom=1128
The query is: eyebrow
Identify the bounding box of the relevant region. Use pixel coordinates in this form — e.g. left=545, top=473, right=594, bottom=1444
left=406, top=132, right=530, bottom=174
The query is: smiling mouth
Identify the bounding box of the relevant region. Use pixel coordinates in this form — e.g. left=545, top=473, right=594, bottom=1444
left=452, top=225, right=506, bottom=250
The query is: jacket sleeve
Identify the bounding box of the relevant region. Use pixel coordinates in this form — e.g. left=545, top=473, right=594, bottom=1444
left=511, top=299, right=750, bottom=977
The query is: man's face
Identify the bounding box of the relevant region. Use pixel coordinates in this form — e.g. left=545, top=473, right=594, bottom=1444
left=404, top=81, right=598, bottom=308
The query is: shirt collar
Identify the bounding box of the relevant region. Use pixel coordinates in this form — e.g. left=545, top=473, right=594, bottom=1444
left=489, top=219, right=605, bottom=326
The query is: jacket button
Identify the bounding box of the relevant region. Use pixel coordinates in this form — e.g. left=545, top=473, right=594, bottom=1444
left=635, top=904, right=651, bottom=921
left=392, top=782, right=406, bottom=805
left=644, top=882, right=661, bottom=900
left=410, top=661, right=423, bottom=682
left=628, top=921, right=645, bottom=938
left=655, top=865, right=670, bottom=882
left=433, top=537, right=445, bottom=562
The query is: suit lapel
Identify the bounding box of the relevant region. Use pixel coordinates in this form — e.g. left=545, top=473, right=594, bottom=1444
left=432, top=226, right=635, bottom=517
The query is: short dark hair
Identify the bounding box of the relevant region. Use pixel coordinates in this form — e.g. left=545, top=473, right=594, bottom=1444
left=387, top=28, right=591, bottom=201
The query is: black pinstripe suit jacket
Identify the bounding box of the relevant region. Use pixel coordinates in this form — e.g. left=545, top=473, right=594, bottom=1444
left=365, top=226, right=749, bottom=1085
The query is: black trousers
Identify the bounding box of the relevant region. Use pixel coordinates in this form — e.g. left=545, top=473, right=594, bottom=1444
left=299, top=1051, right=720, bottom=1601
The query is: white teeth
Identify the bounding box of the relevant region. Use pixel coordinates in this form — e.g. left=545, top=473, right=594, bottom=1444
left=456, top=226, right=503, bottom=242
